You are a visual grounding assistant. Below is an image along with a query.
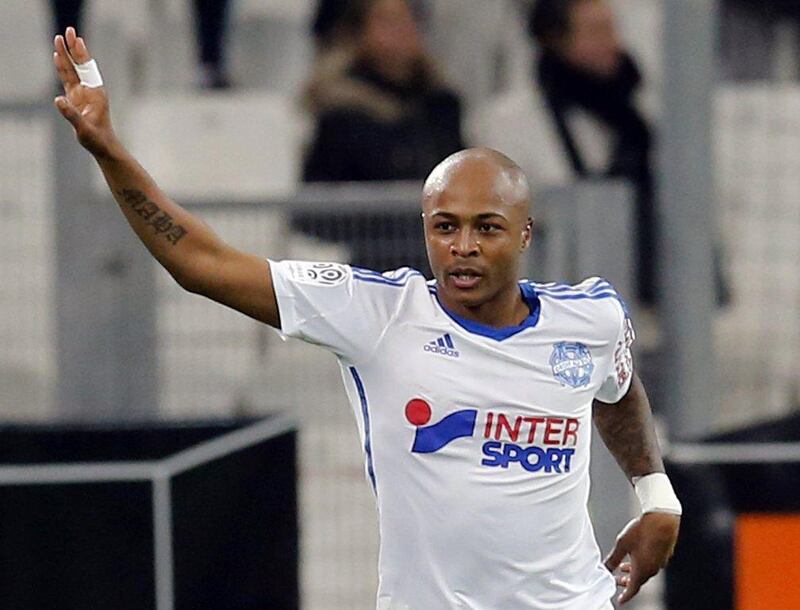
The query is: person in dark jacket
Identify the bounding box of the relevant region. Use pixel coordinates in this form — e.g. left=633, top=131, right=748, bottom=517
left=471, top=0, right=657, bottom=305
left=530, top=0, right=657, bottom=305
left=303, top=0, right=463, bottom=181
left=298, top=0, right=465, bottom=274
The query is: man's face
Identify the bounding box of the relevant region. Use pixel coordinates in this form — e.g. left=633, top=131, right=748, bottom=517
left=560, top=0, right=622, bottom=77
left=361, top=0, right=422, bottom=68
left=422, top=162, right=531, bottom=312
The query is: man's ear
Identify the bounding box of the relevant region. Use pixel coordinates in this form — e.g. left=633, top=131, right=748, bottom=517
left=521, top=217, right=534, bottom=251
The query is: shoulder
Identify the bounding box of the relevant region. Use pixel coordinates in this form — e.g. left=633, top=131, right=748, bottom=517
left=530, top=276, right=629, bottom=312
left=271, top=260, right=425, bottom=296
left=527, top=277, right=629, bottom=333
left=350, top=266, right=434, bottom=323
left=350, top=266, right=428, bottom=292
left=350, top=266, right=433, bottom=303
left=270, top=261, right=430, bottom=336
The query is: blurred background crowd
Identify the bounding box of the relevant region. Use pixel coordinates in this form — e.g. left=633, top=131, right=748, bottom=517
left=1, top=0, right=799, bottom=608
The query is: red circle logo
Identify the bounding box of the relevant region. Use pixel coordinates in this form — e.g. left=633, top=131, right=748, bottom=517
left=405, top=399, right=432, bottom=426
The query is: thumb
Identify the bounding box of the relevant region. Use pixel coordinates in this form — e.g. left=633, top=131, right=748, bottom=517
left=605, top=517, right=638, bottom=571
left=54, top=96, right=81, bottom=128
left=604, top=538, right=628, bottom=572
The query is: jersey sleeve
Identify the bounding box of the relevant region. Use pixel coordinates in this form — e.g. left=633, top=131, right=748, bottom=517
left=594, top=298, right=636, bottom=404
left=269, top=260, right=405, bottom=362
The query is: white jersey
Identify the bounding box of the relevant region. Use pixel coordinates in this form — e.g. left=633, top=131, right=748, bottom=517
left=270, top=260, right=635, bottom=610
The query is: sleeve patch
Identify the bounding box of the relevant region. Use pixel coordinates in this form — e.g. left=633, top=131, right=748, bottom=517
left=285, top=261, right=350, bottom=287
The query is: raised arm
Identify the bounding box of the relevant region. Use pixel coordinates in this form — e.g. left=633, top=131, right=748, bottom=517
left=52, top=27, right=280, bottom=327
left=593, top=374, right=681, bottom=605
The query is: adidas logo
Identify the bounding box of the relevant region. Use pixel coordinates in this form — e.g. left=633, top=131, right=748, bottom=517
left=423, top=333, right=460, bottom=358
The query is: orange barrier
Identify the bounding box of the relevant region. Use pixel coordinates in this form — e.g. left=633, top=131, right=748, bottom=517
left=736, top=514, right=800, bottom=610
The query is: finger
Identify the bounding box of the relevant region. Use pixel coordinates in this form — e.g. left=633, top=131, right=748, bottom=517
left=54, top=96, right=82, bottom=128
left=65, top=26, right=78, bottom=56
left=619, top=562, right=632, bottom=573
left=72, top=36, right=92, bottom=64
left=604, top=542, right=628, bottom=572
left=618, top=566, right=644, bottom=605
left=65, top=27, right=92, bottom=65
left=618, top=580, right=642, bottom=604
left=53, top=49, right=76, bottom=88
left=53, top=36, right=79, bottom=88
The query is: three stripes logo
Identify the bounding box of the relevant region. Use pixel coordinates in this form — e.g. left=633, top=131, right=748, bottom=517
left=423, top=333, right=459, bottom=358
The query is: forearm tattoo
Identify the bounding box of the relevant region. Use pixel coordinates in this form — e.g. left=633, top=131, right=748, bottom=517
left=117, top=189, right=188, bottom=245
left=592, top=377, right=664, bottom=481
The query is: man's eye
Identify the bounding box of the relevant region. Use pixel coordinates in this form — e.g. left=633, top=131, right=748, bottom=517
left=435, top=222, right=455, bottom=231
left=479, top=223, right=501, bottom=232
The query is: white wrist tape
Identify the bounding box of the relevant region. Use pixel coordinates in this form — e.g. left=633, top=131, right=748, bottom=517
left=633, top=473, right=682, bottom=515
left=73, top=59, right=104, bottom=88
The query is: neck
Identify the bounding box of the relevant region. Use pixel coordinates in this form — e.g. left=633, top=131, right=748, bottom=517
left=438, top=282, right=530, bottom=329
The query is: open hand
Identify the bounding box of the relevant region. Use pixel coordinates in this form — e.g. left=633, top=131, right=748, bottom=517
left=53, top=27, right=117, bottom=158
left=604, top=512, right=680, bottom=604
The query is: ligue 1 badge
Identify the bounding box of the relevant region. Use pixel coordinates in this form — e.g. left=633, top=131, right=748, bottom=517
left=550, top=342, right=594, bottom=388
left=290, top=261, right=348, bottom=286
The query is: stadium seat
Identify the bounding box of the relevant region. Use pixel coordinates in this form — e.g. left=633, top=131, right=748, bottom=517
left=126, top=91, right=303, bottom=201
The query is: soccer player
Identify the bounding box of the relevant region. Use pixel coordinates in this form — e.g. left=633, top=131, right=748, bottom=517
left=53, top=27, right=681, bottom=609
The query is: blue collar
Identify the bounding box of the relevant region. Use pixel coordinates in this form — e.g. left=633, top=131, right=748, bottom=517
left=433, top=282, right=541, bottom=341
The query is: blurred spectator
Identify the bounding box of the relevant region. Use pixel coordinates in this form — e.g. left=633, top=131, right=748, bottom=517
left=313, top=0, right=531, bottom=110
left=302, top=0, right=464, bottom=181
left=48, top=0, right=233, bottom=89
left=470, top=0, right=657, bottom=305
left=312, top=0, right=425, bottom=53
left=298, top=0, right=464, bottom=274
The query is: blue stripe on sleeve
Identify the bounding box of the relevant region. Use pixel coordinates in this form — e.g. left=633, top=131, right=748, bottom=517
left=351, top=267, right=421, bottom=287
left=536, top=291, right=619, bottom=301
left=349, top=367, right=376, bottom=494
left=536, top=288, right=631, bottom=316
left=533, top=281, right=613, bottom=296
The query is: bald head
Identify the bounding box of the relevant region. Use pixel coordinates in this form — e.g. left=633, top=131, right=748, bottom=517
left=421, top=148, right=534, bottom=321
left=422, top=148, right=532, bottom=215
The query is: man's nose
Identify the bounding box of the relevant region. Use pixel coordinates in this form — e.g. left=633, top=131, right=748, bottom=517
left=450, top=229, right=479, bottom=257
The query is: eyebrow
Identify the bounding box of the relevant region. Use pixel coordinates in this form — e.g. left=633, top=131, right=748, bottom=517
left=429, top=211, right=509, bottom=221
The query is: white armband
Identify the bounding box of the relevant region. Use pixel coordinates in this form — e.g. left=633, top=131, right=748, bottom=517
left=633, top=473, right=682, bottom=515
left=73, top=59, right=104, bottom=88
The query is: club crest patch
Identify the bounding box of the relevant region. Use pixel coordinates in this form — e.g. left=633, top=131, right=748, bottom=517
left=550, top=342, right=594, bottom=388
left=287, top=261, right=349, bottom=286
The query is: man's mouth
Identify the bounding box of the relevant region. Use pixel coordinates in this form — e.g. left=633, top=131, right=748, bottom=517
left=448, top=269, right=483, bottom=289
